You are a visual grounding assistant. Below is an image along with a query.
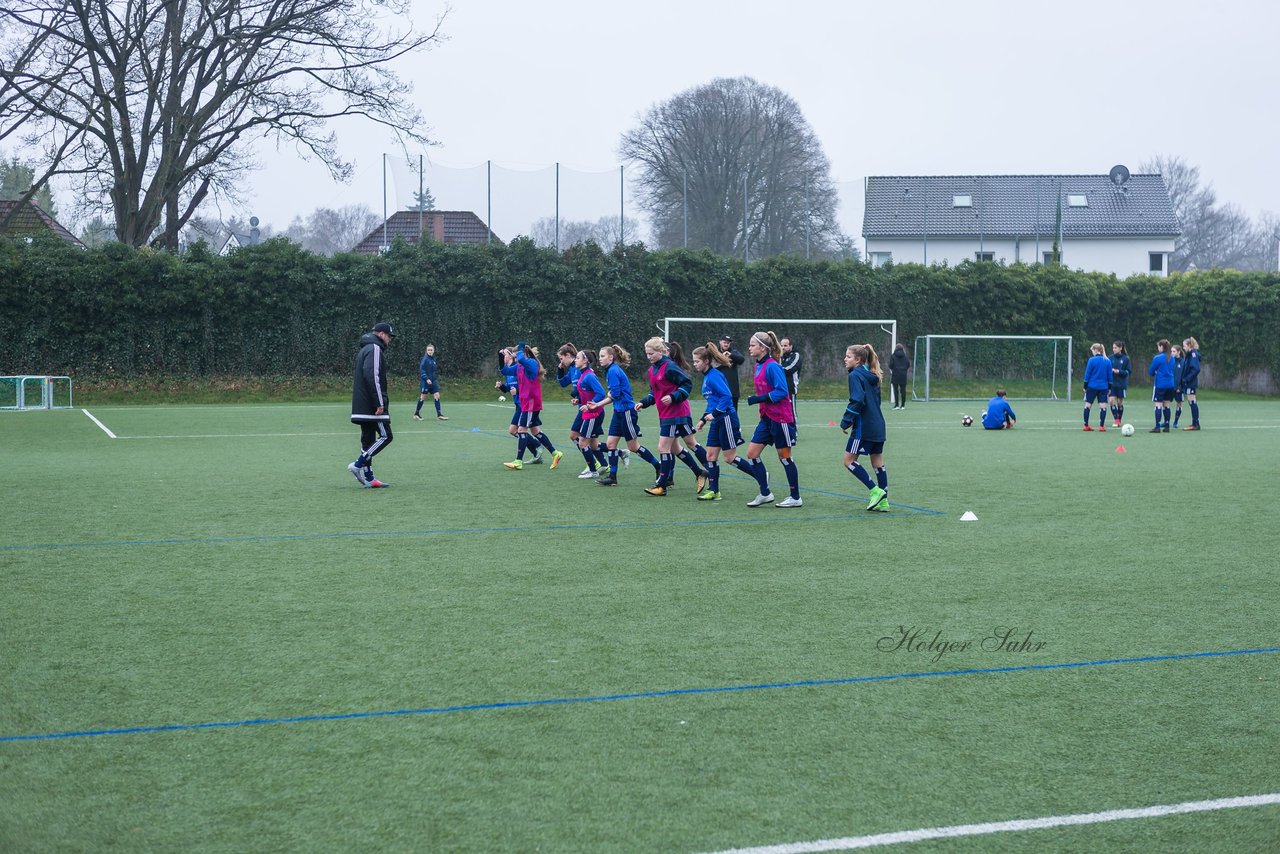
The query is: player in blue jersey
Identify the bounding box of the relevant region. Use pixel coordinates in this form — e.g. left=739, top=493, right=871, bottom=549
left=556, top=343, right=587, bottom=473
left=1108, top=341, right=1131, bottom=428
left=1170, top=344, right=1186, bottom=428
left=982, top=388, right=1017, bottom=429
left=634, top=338, right=710, bottom=496
left=1181, top=336, right=1202, bottom=430
left=840, top=343, right=890, bottom=511
left=496, top=348, right=542, bottom=464
left=413, top=343, right=448, bottom=421
left=586, top=344, right=659, bottom=486
left=1082, top=342, right=1112, bottom=431
left=691, top=342, right=752, bottom=502
left=571, top=348, right=610, bottom=477
left=1148, top=339, right=1177, bottom=432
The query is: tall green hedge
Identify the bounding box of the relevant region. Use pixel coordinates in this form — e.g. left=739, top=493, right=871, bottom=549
left=2, top=233, right=1277, bottom=391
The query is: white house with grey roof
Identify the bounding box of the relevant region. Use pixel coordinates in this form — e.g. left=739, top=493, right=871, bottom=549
left=862, top=171, right=1179, bottom=278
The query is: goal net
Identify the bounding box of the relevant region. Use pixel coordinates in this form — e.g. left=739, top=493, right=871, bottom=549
left=661, top=317, right=898, bottom=400
left=912, top=335, right=1073, bottom=401
left=0, top=375, right=75, bottom=410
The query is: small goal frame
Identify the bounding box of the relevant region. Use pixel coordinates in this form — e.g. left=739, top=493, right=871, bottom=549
left=913, top=335, right=1073, bottom=402
left=0, top=375, right=75, bottom=410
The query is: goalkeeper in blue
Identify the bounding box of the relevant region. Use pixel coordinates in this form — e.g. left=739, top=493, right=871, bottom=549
left=982, top=388, right=1017, bottom=429
left=840, top=343, right=889, bottom=512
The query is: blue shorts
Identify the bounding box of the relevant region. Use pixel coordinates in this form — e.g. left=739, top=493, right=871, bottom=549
left=1183, top=383, right=1198, bottom=395
left=846, top=435, right=885, bottom=456
left=1153, top=388, right=1174, bottom=402
left=1085, top=387, right=1108, bottom=404
left=750, top=416, right=797, bottom=449
left=570, top=412, right=585, bottom=434
left=608, top=408, right=642, bottom=440
left=1109, top=387, right=1126, bottom=399
left=510, top=407, right=522, bottom=427
left=705, top=411, right=743, bottom=450
left=1173, top=388, right=1184, bottom=403
left=420, top=380, right=435, bottom=394
left=659, top=416, right=696, bottom=439
left=516, top=410, right=543, bottom=429
left=578, top=416, right=604, bottom=439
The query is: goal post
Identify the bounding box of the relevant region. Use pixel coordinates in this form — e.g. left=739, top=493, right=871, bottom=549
left=661, top=316, right=898, bottom=400
left=912, top=335, right=1073, bottom=401
left=0, top=375, right=74, bottom=410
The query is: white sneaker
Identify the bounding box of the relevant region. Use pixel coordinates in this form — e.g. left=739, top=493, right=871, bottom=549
left=347, top=462, right=369, bottom=486
left=577, top=469, right=598, bottom=479
left=579, top=467, right=593, bottom=476
left=746, top=492, right=775, bottom=507
left=776, top=496, right=803, bottom=508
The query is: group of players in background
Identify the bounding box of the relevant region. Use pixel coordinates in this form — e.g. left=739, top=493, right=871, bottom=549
left=494, top=333, right=890, bottom=511
left=1080, top=337, right=1203, bottom=433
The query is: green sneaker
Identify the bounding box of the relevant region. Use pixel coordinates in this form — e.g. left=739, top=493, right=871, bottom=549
left=870, top=495, right=890, bottom=512
left=697, top=489, right=721, bottom=501
left=866, top=486, right=886, bottom=511
left=550, top=449, right=565, bottom=470
left=503, top=459, right=523, bottom=470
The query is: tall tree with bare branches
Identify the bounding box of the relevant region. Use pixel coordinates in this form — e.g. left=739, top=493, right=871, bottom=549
left=621, top=76, right=845, bottom=259
left=0, top=0, right=445, bottom=248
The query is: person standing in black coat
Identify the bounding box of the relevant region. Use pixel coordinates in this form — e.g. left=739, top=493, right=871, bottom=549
left=717, top=334, right=746, bottom=411
left=888, top=342, right=911, bottom=409
left=348, top=321, right=395, bottom=488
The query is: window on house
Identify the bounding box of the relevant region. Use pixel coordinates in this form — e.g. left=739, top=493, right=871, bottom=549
left=952, top=195, right=972, bottom=208
left=870, top=252, right=892, bottom=268
left=1043, top=251, right=1057, bottom=265
left=1067, top=194, right=1088, bottom=207
left=975, top=251, right=994, bottom=262
left=1149, top=252, right=1164, bottom=272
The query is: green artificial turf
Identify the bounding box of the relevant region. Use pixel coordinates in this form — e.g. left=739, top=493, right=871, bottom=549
left=2, top=397, right=1277, bottom=851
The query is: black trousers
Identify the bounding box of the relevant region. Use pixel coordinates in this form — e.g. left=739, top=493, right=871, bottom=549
left=359, top=420, right=393, bottom=459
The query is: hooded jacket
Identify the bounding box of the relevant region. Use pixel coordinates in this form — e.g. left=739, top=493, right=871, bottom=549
left=351, top=332, right=390, bottom=422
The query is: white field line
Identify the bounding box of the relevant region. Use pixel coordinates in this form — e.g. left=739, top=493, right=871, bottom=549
left=117, top=431, right=353, bottom=440
left=81, top=409, right=116, bottom=439
left=700, top=793, right=1280, bottom=853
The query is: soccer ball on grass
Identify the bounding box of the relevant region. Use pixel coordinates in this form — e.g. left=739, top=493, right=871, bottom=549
left=498, top=395, right=506, bottom=402
left=1121, top=423, right=1135, bottom=436
left=961, top=415, right=973, bottom=427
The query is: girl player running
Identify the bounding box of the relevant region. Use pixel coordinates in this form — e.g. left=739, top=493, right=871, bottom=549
left=585, top=344, right=658, bottom=486
left=692, top=342, right=749, bottom=502
left=634, top=338, right=709, bottom=496
left=504, top=342, right=564, bottom=470
left=840, top=343, right=890, bottom=512
left=572, top=349, right=610, bottom=477
left=741, top=331, right=803, bottom=508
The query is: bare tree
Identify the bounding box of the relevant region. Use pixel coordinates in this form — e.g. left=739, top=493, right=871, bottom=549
left=1142, top=154, right=1261, bottom=272
left=621, top=76, right=843, bottom=259
left=529, top=214, right=642, bottom=249
left=0, top=1, right=446, bottom=249
left=282, top=204, right=380, bottom=255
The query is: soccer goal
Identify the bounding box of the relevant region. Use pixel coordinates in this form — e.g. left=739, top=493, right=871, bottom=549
left=912, top=335, right=1073, bottom=401
left=0, top=375, right=74, bottom=410
left=661, top=316, right=898, bottom=400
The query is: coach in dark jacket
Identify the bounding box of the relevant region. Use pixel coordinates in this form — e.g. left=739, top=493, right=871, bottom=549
left=347, top=322, right=395, bottom=487
left=717, top=334, right=746, bottom=410
left=888, top=342, right=911, bottom=409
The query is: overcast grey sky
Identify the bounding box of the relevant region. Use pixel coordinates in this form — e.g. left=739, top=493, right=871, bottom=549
left=242, top=0, right=1277, bottom=245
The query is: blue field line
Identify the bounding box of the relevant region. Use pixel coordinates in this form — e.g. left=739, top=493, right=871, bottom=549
left=1, top=505, right=943, bottom=552
left=3, top=647, right=1275, bottom=745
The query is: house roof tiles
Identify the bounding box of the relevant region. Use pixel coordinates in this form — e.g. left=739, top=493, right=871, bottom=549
left=352, top=210, right=500, bottom=254
left=863, top=174, right=1179, bottom=239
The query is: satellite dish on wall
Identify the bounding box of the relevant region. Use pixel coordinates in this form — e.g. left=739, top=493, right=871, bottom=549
left=1108, top=164, right=1130, bottom=186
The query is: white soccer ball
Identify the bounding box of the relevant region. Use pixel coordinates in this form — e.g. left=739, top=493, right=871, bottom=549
left=498, top=395, right=506, bottom=402
left=961, top=415, right=973, bottom=427
left=1121, top=423, right=1135, bottom=436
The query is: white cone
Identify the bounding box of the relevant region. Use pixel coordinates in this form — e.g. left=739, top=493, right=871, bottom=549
left=960, top=511, right=978, bottom=521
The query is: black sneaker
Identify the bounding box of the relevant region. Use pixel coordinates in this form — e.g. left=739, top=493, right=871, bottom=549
left=596, top=473, right=618, bottom=486
left=1149, top=427, right=1162, bottom=433
left=1162, top=426, right=1170, bottom=432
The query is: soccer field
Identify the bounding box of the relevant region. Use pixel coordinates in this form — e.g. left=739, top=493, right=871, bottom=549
left=2, top=398, right=1278, bottom=852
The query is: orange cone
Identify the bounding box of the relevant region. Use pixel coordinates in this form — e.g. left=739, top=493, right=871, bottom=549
left=1115, top=445, right=1127, bottom=453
